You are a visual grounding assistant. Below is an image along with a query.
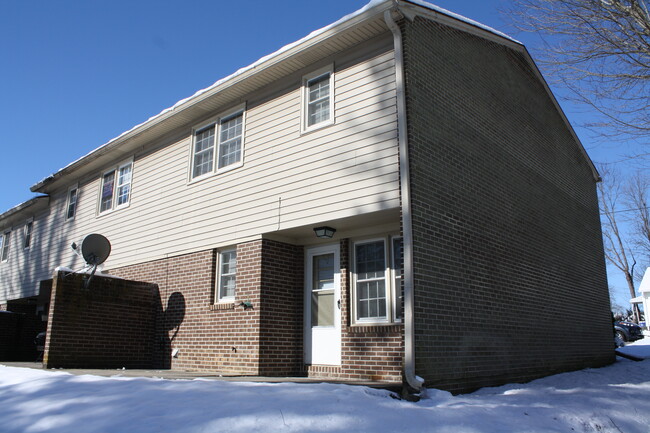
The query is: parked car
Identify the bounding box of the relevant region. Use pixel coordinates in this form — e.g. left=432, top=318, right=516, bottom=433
left=614, top=321, right=644, bottom=343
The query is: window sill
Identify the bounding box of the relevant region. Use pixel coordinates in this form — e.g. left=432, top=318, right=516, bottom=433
left=96, top=203, right=131, bottom=218
left=209, top=302, right=235, bottom=311
left=188, top=163, right=243, bottom=186
left=348, top=323, right=403, bottom=334
left=300, top=119, right=335, bottom=136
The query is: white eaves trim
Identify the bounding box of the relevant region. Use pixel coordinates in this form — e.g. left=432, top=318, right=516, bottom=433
left=29, top=0, right=530, bottom=192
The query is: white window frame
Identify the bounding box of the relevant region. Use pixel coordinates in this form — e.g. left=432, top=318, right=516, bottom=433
left=352, top=237, right=390, bottom=324
left=216, top=248, right=237, bottom=303
left=301, top=65, right=334, bottom=133
left=1, top=230, right=10, bottom=262
left=190, top=105, right=246, bottom=182
left=98, top=159, right=134, bottom=215
left=351, top=235, right=404, bottom=325
left=23, top=218, right=34, bottom=250
left=391, top=236, right=404, bottom=323
left=65, top=184, right=79, bottom=220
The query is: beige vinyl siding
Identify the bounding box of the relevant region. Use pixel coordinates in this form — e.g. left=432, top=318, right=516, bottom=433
left=1, top=44, right=398, bottom=300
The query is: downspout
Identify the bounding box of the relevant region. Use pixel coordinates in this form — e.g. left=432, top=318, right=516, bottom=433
left=384, top=8, right=424, bottom=393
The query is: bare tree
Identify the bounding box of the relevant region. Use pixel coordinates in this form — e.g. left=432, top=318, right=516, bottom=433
left=598, top=167, right=641, bottom=321
left=506, top=0, right=650, bottom=140
left=625, top=172, right=650, bottom=259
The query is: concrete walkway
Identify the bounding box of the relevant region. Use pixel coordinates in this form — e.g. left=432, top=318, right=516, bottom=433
left=1, top=362, right=400, bottom=390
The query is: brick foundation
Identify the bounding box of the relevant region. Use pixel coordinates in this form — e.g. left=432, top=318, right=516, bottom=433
left=106, top=238, right=404, bottom=382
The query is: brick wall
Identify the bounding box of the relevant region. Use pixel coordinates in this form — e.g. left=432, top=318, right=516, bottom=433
left=44, top=272, right=159, bottom=369
left=109, top=246, right=262, bottom=374
left=402, top=17, right=614, bottom=393
left=108, top=238, right=404, bottom=382
left=338, top=239, right=404, bottom=382
left=259, top=240, right=304, bottom=376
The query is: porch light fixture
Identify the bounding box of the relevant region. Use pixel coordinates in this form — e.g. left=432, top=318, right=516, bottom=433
left=313, top=226, right=336, bottom=239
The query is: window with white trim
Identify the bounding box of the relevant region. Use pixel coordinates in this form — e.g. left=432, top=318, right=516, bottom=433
left=24, top=220, right=33, bottom=249
left=191, top=108, right=245, bottom=180
left=66, top=185, right=78, bottom=220
left=99, top=160, right=133, bottom=214
left=216, top=249, right=237, bottom=302
left=352, top=236, right=404, bottom=324
left=1, top=231, right=10, bottom=262
left=392, top=237, right=404, bottom=322
left=302, top=66, right=334, bottom=132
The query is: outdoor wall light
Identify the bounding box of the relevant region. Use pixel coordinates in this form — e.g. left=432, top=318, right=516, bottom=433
left=239, top=301, right=253, bottom=310
left=313, top=226, right=336, bottom=239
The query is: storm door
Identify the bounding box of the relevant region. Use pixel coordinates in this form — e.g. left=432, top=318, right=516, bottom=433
left=304, top=244, right=341, bottom=365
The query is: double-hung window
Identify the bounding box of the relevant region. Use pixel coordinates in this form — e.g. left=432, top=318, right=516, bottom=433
left=302, top=66, right=334, bottom=132
left=216, top=249, right=237, bottom=302
left=23, top=220, right=33, bottom=249
left=66, top=185, right=78, bottom=220
left=99, top=160, right=133, bottom=214
left=191, top=107, right=245, bottom=180
left=1, top=231, right=10, bottom=262
left=352, top=236, right=404, bottom=324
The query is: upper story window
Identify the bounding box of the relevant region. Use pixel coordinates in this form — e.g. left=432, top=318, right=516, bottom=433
left=191, top=107, right=245, bottom=180
left=99, top=159, right=133, bottom=214
left=1, top=230, right=10, bottom=262
left=23, top=219, right=33, bottom=249
left=216, top=248, right=237, bottom=302
left=352, top=236, right=403, bottom=324
left=66, top=185, right=78, bottom=220
left=302, top=65, right=334, bottom=132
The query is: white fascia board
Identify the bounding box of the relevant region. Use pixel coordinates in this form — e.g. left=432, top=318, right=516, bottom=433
left=30, top=0, right=395, bottom=193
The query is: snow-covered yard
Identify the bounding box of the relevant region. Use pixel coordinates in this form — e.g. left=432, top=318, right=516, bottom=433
left=1, top=339, right=649, bottom=433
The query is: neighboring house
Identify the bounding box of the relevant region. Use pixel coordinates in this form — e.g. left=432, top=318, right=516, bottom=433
left=631, top=268, right=650, bottom=332
left=0, top=0, right=614, bottom=393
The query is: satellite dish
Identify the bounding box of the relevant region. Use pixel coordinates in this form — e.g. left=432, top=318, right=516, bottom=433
left=80, top=233, right=111, bottom=266
left=73, top=234, right=111, bottom=288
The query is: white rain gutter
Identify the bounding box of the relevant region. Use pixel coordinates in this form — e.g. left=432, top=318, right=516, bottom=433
left=384, top=8, right=423, bottom=393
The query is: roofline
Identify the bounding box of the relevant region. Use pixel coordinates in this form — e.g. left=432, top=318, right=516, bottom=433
left=398, top=1, right=599, bottom=182
left=0, top=195, right=49, bottom=225
left=30, top=0, right=397, bottom=193
left=30, top=0, right=598, bottom=191
left=519, top=46, right=600, bottom=182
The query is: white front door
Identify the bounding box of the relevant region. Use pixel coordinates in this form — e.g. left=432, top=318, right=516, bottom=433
left=304, top=244, right=341, bottom=365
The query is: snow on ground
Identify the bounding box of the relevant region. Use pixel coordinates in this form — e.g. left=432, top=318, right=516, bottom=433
left=1, top=340, right=649, bottom=433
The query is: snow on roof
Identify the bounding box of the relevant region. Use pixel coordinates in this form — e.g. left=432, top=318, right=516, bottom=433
left=0, top=195, right=48, bottom=220
left=408, top=0, right=519, bottom=44
left=32, top=0, right=517, bottom=190
left=54, top=265, right=123, bottom=279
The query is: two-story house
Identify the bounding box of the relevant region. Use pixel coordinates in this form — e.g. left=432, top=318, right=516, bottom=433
left=0, top=0, right=614, bottom=394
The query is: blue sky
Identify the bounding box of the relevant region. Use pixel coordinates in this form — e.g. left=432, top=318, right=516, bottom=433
left=0, top=0, right=644, bottom=308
